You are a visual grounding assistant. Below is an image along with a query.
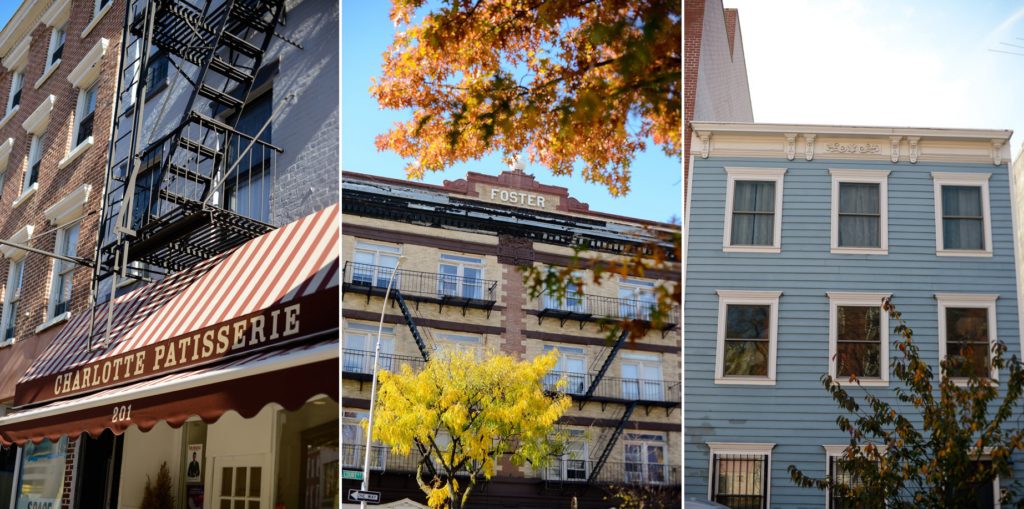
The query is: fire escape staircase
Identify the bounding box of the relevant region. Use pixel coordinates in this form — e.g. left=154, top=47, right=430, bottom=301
left=586, top=401, right=637, bottom=486
left=393, top=290, right=431, bottom=362
left=96, top=0, right=286, bottom=289
left=580, top=329, right=629, bottom=409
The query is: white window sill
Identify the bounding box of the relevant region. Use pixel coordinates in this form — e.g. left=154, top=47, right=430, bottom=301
left=0, top=338, right=11, bottom=349
left=12, top=182, right=38, bottom=208
left=58, top=137, right=93, bottom=169
left=35, top=311, right=69, bottom=333
left=936, top=249, right=993, bottom=257
left=833, top=378, right=889, bottom=388
left=0, top=106, right=19, bottom=130
left=831, top=247, right=888, bottom=255
left=714, top=377, right=776, bottom=386
left=81, top=3, right=112, bottom=39
left=723, top=245, right=781, bottom=254
left=34, top=60, right=60, bottom=89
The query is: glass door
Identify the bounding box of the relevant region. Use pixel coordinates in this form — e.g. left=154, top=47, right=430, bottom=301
left=211, top=454, right=270, bottom=509
left=621, top=359, right=663, bottom=401
left=623, top=434, right=667, bottom=484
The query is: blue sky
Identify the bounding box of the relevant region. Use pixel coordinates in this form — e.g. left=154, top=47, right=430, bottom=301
left=341, top=2, right=682, bottom=224
left=726, top=0, right=1024, bottom=158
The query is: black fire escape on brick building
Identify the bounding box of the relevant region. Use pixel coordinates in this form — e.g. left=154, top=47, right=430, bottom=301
left=90, top=0, right=290, bottom=340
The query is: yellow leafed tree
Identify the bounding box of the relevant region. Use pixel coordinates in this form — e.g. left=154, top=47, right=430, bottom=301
left=371, top=349, right=572, bottom=509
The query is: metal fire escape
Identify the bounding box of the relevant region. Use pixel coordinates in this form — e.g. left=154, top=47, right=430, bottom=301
left=587, top=401, right=636, bottom=485
left=91, top=0, right=287, bottom=328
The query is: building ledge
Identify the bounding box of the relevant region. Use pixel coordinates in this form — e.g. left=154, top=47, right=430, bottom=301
left=12, top=183, right=37, bottom=209
left=34, top=60, right=60, bottom=89
left=34, top=312, right=69, bottom=334
left=58, top=137, right=93, bottom=169
left=81, top=2, right=112, bottom=39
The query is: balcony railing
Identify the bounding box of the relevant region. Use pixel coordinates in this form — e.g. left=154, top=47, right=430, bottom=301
left=541, top=458, right=681, bottom=486
left=342, top=261, right=498, bottom=311
left=542, top=371, right=681, bottom=405
left=342, top=349, right=426, bottom=377
left=341, top=444, right=467, bottom=475
left=538, top=292, right=679, bottom=329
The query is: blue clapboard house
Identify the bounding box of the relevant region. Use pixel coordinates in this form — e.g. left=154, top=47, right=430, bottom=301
left=685, top=122, right=1022, bottom=508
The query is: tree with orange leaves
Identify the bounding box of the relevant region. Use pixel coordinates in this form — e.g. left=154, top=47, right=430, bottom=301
left=372, top=0, right=681, bottom=196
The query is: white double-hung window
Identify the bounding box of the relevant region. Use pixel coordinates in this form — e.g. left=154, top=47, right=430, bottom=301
left=1, top=259, right=24, bottom=344
left=351, top=241, right=400, bottom=288
left=830, top=169, right=889, bottom=254
left=723, top=168, right=786, bottom=253
left=438, top=253, right=484, bottom=299
left=828, top=292, right=890, bottom=386
left=48, top=222, right=80, bottom=319
left=932, top=172, right=992, bottom=256
left=936, top=293, right=998, bottom=381
left=715, top=290, right=781, bottom=385
left=542, top=344, right=587, bottom=395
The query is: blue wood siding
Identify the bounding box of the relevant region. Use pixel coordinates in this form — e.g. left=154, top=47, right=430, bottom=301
left=685, top=156, right=1023, bottom=507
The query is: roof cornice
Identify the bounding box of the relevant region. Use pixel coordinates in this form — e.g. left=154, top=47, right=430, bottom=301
left=0, top=0, right=55, bottom=60
left=690, top=122, right=1012, bottom=166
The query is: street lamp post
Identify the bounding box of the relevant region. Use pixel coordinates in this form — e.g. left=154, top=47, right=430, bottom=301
left=360, top=256, right=406, bottom=509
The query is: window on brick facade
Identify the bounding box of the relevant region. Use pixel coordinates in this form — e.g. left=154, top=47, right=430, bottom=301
left=48, top=26, right=66, bottom=67
left=6, top=72, right=23, bottom=114
left=224, top=91, right=273, bottom=223
left=24, top=133, right=44, bottom=194
left=438, top=253, right=484, bottom=299
left=351, top=242, right=400, bottom=288
left=74, top=83, right=99, bottom=147
left=1, top=258, right=24, bottom=343
left=48, top=221, right=80, bottom=319
left=542, top=344, right=587, bottom=395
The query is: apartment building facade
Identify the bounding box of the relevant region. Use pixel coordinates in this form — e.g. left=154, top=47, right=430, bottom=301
left=0, top=0, right=123, bottom=506
left=685, top=122, right=1022, bottom=507
left=341, top=168, right=681, bottom=508
left=0, top=0, right=340, bottom=508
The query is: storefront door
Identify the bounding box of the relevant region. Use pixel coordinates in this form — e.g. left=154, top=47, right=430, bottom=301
left=74, top=430, right=123, bottom=509
left=212, top=454, right=271, bottom=509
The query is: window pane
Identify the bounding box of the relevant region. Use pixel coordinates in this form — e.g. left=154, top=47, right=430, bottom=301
left=220, top=467, right=232, bottom=496
left=838, top=215, right=880, bottom=247
left=234, top=467, right=246, bottom=497
left=733, top=181, right=775, bottom=213
left=837, top=306, right=880, bottom=342
left=947, top=341, right=990, bottom=378
left=943, top=218, right=984, bottom=250
left=725, top=305, right=770, bottom=339
left=942, top=186, right=983, bottom=217
left=714, top=455, right=766, bottom=509
left=836, top=342, right=882, bottom=378
left=723, top=340, right=769, bottom=376
left=730, top=213, right=774, bottom=246
left=946, top=308, right=989, bottom=342
left=838, top=183, right=880, bottom=214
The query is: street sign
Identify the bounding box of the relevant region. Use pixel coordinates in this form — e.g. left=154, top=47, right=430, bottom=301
left=341, top=470, right=364, bottom=481
left=348, top=489, right=381, bottom=504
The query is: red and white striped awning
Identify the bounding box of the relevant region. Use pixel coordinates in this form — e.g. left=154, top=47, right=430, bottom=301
left=9, top=204, right=339, bottom=414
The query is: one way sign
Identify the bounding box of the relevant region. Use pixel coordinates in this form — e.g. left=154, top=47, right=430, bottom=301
left=348, top=489, right=381, bottom=504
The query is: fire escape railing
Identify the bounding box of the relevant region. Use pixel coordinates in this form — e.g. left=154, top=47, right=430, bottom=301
left=342, top=262, right=498, bottom=313
left=537, top=292, right=680, bottom=329
left=541, top=458, right=681, bottom=486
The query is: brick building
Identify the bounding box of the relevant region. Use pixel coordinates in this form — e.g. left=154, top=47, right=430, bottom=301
left=684, top=0, right=753, bottom=201
left=0, top=0, right=123, bottom=506
left=0, top=0, right=340, bottom=508
left=341, top=167, right=681, bottom=508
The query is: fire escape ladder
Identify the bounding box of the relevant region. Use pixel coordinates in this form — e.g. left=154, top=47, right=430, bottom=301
left=583, top=329, right=630, bottom=400
left=94, top=0, right=288, bottom=287
left=393, top=290, right=431, bottom=362
left=586, top=401, right=637, bottom=485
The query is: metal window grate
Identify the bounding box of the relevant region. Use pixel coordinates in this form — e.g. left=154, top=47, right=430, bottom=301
left=712, top=453, right=768, bottom=509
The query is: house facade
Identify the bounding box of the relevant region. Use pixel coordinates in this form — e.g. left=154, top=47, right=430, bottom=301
left=341, top=167, right=681, bottom=508
left=685, top=122, right=1022, bottom=507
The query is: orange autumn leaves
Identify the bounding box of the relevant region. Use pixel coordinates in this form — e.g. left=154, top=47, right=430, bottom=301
left=372, top=0, right=681, bottom=196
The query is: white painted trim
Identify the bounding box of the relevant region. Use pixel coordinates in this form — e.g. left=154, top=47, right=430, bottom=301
left=21, top=94, right=54, bottom=134
left=8, top=446, right=21, bottom=504
left=0, top=224, right=33, bottom=259
left=0, top=341, right=338, bottom=425
left=715, top=290, right=781, bottom=385
left=935, top=293, right=999, bottom=382
left=57, top=136, right=93, bottom=169
left=722, top=167, right=786, bottom=252
left=0, top=106, right=18, bottom=131
left=706, top=442, right=775, bottom=506
left=932, top=172, right=993, bottom=257
left=43, top=183, right=90, bottom=225
left=41, top=0, right=71, bottom=27
left=829, top=169, right=890, bottom=255
left=11, top=182, right=37, bottom=208
left=827, top=292, right=891, bottom=386
left=33, top=58, right=60, bottom=89
left=81, top=0, right=112, bottom=39
left=1010, top=152, right=1024, bottom=371
left=690, top=121, right=1013, bottom=141
left=66, top=38, right=108, bottom=88
left=2, top=35, right=29, bottom=71
left=34, top=311, right=69, bottom=333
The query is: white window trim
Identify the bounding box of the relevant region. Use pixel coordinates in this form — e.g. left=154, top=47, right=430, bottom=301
left=4, top=72, right=22, bottom=117
left=36, top=25, right=66, bottom=89
left=828, top=292, right=891, bottom=387
left=932, top=172, right=993, bottom=257
left=706, top=442, right=775, bottom=506
left=68, top=83, right=99, bottom=156
left=715, top=289, right=782, bottom=385
left=45, top=221, right=79, bottom=322
left=43, top=184, right=91, bottom=226
left=723, top=167, right=787, bottom=253
left=0, top=137, right=12, bottom=173
left=0, top=258, right=24, bottom=346
left=21, top=94, right=55, bottom=135
left=2, top=36, right=30, bottom=72
left=829, top=169, right=890, bottom=255
left=936, top=293, right=999, bottom=383
left=0, top=104, right=18, bottom=129
left=23, top=133, right=43, bottom=196
left=82, top=0, right=113, bottom=39
left=67, top=38, right=109, bottom=89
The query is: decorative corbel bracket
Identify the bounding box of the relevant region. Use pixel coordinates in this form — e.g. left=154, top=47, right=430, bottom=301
left=992, top=139, right=1005, bottom=166
left=907, top=137, right=920, bottom=164
left=698, top=131, right=711, bottom=159
left=889, top=136, right=902, bottom=163
left=803, top=134, right=816, bottom=161
left=784, top=133, right=797, bottom=161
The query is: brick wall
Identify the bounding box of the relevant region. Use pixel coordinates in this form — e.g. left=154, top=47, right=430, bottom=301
left=683, top=0, right=706, bottom=206
left=60, top=438, right=77, bottom=509
left=0, top=0, right=122, bottom=343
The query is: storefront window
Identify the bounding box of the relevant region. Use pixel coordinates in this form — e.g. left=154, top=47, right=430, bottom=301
left=14, top=437, right=68, bottom=509
left=275, top=398, right=338, bottom=509
left=178, top=421, right=208, bottom=509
